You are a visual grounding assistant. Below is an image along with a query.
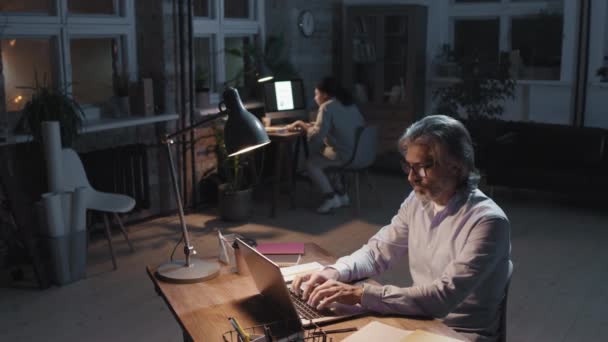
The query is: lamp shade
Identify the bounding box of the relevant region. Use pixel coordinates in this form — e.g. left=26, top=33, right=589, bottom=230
left=222, top=87, right=271, bottom=156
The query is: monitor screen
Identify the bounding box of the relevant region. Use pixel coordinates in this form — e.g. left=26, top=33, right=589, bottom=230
left=263, top=79, right=305, bottom=112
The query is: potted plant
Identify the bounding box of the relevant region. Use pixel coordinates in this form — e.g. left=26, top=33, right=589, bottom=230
left=194, top=66, right=210, bottom=108
left=12, top=75, right=85, bottom=202
left=17, top=75, right=85, bottom=147
left=433, top=52, right=515, bottom=171
left=213, top=124, right=254, bottom=221
left=113, top=72, right=131, bottom=117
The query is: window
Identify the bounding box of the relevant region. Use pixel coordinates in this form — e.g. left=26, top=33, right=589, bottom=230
left=449, top=0, right=564, bottom=80
left=70, top=38, right=122, bottom=104
left=511, top=12, right=563, bottom=80
left=454, top=19, right=499, bottom=63
left=225, top=36, right=248, bottom=88
left=224, top=0, right=249, bottom=19
left=194, top=0, right=210, bottom=17
left=194, top=37, right=215, bottom=92
left=0, top=0, right=55, bottom=14
left=192, top=0, right=264, bottom=103
left=68, top=0, right=116, bottom=15
left=0, top=0, right=136, bottom=119
left=1, top=38, right=58, bottom=112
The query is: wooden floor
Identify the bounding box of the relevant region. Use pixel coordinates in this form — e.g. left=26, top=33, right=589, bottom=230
left=0, top=173, right=606, bottom=341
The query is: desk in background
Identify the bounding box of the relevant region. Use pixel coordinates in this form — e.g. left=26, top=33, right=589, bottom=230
left=265, top=128, right=308, bottom=217
left=147, top=243, right=465, bottom=341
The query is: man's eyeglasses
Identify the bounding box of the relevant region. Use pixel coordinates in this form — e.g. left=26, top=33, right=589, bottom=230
left=400, top=160, right=435, bottom=178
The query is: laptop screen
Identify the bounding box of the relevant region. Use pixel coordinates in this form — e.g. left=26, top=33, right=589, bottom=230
left=235, top=238, right=303, bottom=329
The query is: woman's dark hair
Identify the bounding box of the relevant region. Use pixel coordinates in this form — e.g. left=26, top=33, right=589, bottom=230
left=315, top=77, right=354, bottom=106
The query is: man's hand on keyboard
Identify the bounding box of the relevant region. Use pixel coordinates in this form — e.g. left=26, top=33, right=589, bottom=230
left=306, top=279, right=364, bottom=311
left=291, top=268, right=339, bottom=300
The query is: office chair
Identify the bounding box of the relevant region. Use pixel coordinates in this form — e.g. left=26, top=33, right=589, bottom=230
left=62, top=148, right=135, bottom=270
left=328, top=125, right=379, bottom=212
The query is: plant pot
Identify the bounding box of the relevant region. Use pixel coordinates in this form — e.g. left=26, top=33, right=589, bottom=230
left=218, top=184, right=253, bottom=221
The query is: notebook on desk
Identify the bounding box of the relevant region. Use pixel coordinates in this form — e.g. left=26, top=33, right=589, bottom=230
left=235, top=238, right=367, bottom=329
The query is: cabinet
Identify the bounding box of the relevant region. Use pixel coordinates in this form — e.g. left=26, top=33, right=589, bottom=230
left=342, top=5, right=427, bottom=155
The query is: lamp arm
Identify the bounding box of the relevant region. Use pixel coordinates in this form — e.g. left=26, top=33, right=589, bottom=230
left=161, top=109, right=227, bottom=266
left=164, top=110, right=227, bottom=141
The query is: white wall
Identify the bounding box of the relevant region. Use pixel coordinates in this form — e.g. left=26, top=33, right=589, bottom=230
left=344, top=0, right=608, bottom=128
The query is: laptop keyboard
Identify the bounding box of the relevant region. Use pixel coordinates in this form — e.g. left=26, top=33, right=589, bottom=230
left=289, top=291, right=324, bottom=320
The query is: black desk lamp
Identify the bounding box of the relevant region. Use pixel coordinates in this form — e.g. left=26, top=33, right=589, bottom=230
left=156, top=87, right=270, bottom=283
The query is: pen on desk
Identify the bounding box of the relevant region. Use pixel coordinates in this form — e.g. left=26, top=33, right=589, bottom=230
left=312, top=327, right=358, bottom=335
left=228, top=317, right=250, bottom=342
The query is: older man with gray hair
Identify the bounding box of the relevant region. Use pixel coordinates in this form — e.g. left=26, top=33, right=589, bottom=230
left=292, top=115, right=512, bottom=342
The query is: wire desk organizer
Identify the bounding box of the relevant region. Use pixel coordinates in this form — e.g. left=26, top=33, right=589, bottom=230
left=222, top=319, right=345, bottom=342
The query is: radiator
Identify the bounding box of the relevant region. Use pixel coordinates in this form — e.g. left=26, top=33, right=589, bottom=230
left=80, top=144, right=150, bottom=211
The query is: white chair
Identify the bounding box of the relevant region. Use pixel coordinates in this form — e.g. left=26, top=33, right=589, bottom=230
left=62, top=148, right=135, bottom=270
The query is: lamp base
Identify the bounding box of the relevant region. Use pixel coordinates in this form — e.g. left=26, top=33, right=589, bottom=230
left=156, top=258, right=220, bottom=284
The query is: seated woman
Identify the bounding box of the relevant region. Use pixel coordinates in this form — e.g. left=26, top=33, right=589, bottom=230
left=288, top=77, right=365, bottom=214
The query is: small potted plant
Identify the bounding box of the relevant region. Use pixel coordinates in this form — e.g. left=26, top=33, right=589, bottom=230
left=194, top=66, right=210, bottom=108
left=17, top=75, right=85, bottom=147
left=113, top=72, right=131, bottom=117
left=13, top=75, right=85, bottom=200
left=213, top=124, right=254, bottom=221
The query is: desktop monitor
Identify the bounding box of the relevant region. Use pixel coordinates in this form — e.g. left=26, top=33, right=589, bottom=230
left=263, top=79, right=307, bottom=123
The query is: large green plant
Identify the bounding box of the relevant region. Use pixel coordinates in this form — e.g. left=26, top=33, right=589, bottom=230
left=433, top=53, right=515, bottom=120
left=18, top=76, right=85, bottom=147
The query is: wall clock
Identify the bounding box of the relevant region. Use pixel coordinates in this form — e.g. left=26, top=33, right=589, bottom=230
left=298, top=10, right=315, bottom=37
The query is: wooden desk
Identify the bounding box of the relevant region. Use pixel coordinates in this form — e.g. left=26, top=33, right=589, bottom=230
left=147, top=243, right=466, bottom=341
left=266, top=130, right=308, bottom=217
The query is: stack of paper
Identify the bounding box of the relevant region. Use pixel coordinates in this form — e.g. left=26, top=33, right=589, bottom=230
left=343, top=321, right=465, bottom=342
left=280, top=262, right=323, bottom=283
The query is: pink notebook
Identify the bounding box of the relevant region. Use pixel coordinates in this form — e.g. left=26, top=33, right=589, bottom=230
left=256, top=242, right=305, bottom=255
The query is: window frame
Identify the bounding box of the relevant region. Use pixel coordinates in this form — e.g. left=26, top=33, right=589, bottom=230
left=192, top=0, right=264, bottom=104
left=448, top=0, right=570, bottom=82
left=0, top=0, right=137, bottom=112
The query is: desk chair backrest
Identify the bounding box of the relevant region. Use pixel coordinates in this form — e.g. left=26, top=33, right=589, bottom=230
left=62, top=148, right=92, bottom=191
left=344, top=125, right=378, bottom=170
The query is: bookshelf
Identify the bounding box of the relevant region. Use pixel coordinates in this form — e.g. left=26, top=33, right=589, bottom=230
left=342, top=5, right=427, bottom=155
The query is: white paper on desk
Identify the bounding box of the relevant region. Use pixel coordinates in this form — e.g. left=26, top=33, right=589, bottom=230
left=342, top=321, right=411, bottom=342
left=280, top=262, right=323, bottom=283
left=218, top=230, right=238, bottom=272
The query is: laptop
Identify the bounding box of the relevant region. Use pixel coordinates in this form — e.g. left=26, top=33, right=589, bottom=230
left=235, top=238, right=367, bottom=328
